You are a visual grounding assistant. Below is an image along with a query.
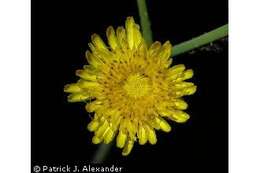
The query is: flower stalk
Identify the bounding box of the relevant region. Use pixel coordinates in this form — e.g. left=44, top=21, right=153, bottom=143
left=91, top=143, right=113, bottom=163
left=137, top=0, right=153, bottom=45
left=172, top=24, right=228, bottom=57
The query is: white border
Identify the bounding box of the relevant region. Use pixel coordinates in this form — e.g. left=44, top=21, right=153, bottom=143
left=230, top=0, right=260, bottom=173
left=0, top=0, right=30, bottom=172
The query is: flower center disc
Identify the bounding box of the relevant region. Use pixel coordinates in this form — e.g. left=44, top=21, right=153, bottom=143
left=123, top=74, right=151, bottom=99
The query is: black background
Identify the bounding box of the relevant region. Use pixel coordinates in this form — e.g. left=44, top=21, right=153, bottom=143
left=32, top=0, right=228, bottom=172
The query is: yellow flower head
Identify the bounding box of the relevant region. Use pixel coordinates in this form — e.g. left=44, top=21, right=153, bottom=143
left=64, top=17, right=196, bottom=156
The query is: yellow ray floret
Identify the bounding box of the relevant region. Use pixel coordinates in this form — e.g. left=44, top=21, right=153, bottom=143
left=64, top=17, right=197, bottom=156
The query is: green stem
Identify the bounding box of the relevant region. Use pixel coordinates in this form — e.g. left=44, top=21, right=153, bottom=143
left=172, top=24, right=228, bottom=56
left=91, top=143, right=113, bottom=163
left=137, top=0, right=153, bottom=45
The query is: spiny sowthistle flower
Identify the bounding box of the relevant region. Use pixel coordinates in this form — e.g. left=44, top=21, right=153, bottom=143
left=64, top=17, right=196, bottom=156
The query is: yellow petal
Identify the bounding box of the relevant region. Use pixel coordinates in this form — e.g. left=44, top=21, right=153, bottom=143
left=184, top=85, right=197, bottom=95
left=92, top=135, right=102, bottom=144
left=157, top=107, right=173, bottom=117
left=133, top=24, right=142, bottom=48
left=78, top=80, right=99, bottom=89
left=122, top=140, right=134, bottom=156
left=170, top=110, right=190, bottom=123
left=156, top=117, right=171, bottom=132
left=158, top=41, right=172, bottom=61
left=165, top=58, right=173, bottom=68
left=149, top=41, right=161, bottom=57
left=106, top=26, right=119, bottom=50
left=95, top=120, right=109, bottom=138
left=67, top=93, right=90, bottom=102
left=116, top=131, right=127, bottom=148
left=116, top=26, right=127, bottom=49
left=104, top=128, right=114, bottom=144
left=182, top=69, right=194, bottom=80
left=137, top=42, right=148, bottom=58
left=167, top=64, right=186, bottom=80
left=173, top=84, right=197, bottom=97
left=85, top=50, right=102, bottom=69
left=126, top=121, right=136, bottom=139
left=173, top=99, right=188, bottom=110
left=146, top=126, right=157, bottom=145
left=137, top=125, right=147, bottom=145
left=64, top=83, right=81, bottom=93
left=91, top=33, right=107, bottom=51
left=125, top=17, right=135, bottom=49
left=149, top=120, right=161, bottom=130
left=93, top=48, right=115, bottom=63
left=85, top=101, right=102, bottom=112
left=87, top=120, right=99, bottom=132
left=110, top=112, right=122, bottom=131
left=76, top=69, right=97, bottom=81
left=173, top=82, right=195, bottom=90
